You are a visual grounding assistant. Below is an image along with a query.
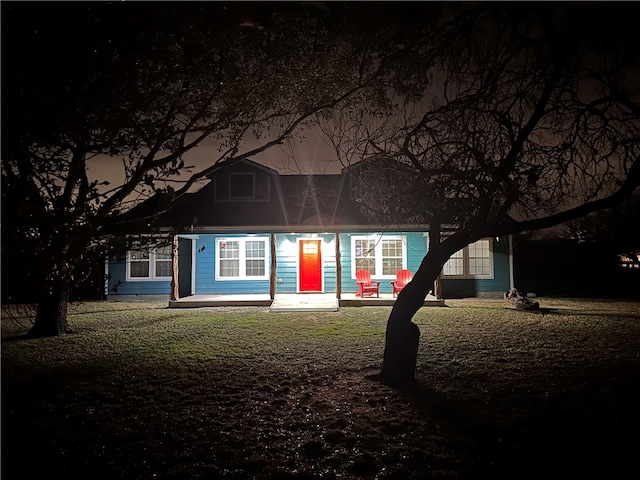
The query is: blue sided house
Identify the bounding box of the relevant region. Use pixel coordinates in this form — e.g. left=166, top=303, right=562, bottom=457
left=106, top=159, right=514, bottom=305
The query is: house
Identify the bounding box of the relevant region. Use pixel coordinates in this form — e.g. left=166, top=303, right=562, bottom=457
left=105, top=159, right=514, bottom=306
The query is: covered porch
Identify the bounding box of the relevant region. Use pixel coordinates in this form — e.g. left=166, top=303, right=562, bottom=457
left=168, top=292, right=446, bottom=311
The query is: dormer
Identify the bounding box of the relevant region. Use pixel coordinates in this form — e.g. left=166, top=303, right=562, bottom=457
left=213, top=160, right=275, bottom=202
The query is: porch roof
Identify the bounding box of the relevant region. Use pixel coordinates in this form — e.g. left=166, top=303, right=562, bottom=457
left=174, top=224, right=431, bottom=234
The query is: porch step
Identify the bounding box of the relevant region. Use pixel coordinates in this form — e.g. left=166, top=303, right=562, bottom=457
left=270, top=294, right=339, bottom=312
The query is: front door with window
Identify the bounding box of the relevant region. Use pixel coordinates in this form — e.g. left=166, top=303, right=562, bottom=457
left=299, top=239, right=322, bottom=292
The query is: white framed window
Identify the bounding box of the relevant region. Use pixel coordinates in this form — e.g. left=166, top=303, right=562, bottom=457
left=351, top=235, right=406, bottom=278
left=216, top=237, right=269, bottom=281
left=126, top=240, right=172, bottom=281
left=442, top=239, right=493, bottom=279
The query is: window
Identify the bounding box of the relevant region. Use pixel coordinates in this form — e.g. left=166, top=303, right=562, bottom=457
left=352, top=235, right=406, bottom=278
left=215, top=170, right=270, bottom=202
left=126, top=240, right=172, bottom=281
left=216, top=237, right=269, bottom=280
left=442, top=239, right=493, bottom=278
left=229, top=173, right=255, bottom=199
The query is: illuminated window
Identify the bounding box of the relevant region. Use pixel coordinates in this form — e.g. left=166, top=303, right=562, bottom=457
left=352, top=235, right=406, bottom=278
left=442, top=239, right=493, bottom=279
left=216, top=237, right=269, bottom=280
left=127, top=240, right=172, bottom=281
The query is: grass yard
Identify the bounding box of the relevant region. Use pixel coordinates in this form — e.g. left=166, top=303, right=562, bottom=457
left=2, top=298, right=640, bottom=479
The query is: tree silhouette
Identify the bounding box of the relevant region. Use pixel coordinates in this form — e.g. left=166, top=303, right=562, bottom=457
left=323, top=3, right=640, bottom=385
left=1, top=2, right=395, bottom=336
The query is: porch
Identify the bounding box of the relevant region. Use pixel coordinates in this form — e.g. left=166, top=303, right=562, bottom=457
left=168, top=293, right=446, bottom=311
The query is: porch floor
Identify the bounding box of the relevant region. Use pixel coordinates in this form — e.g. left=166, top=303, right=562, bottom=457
left=168, top=293, right=446, bottom=310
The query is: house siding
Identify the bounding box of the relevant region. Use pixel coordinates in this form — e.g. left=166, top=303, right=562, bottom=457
left=108, top=231, right=512, bottom=299
left=194, top=234, right=271, bottom=294
left=274, top=234, right=337, bottom=293
left=339, top=232, right=427, bottom=294
left=107, top=260, right=172, bottom=298
left=440, top=236, right=512, bottom=298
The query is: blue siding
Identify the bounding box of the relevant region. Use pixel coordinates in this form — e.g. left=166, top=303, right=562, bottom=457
left=274, top=234, right=336, bottom=293
left=339, top=232, right=427, bottom=294
left=275, top=234, right=298, bottom=293
left=194, top=234, right=271, bottom=294
left=441, top=237, right=512, bottom=298
left=107, top=259, right=171, bottom=296
left=108, top=231, right=512, bottom=299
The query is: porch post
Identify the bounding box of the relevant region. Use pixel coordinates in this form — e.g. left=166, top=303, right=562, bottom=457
left=335, top=233, right=341, bottom=299
left=270, top=233, right=277, bottom=300
left=434, top=275, right=442, bottom=300
left=430, top=224, right=443, bottom=300
left=171, top=233, right=179, bottom=301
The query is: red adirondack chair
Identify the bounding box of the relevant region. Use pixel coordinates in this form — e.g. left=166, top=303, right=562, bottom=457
left=355, top=269, right=380, bottom=297
left=390, top=269, right=413, bottom=297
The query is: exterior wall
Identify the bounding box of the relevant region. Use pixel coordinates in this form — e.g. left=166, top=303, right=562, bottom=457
left=441, top=236, right=512, bottom=298
left=339, top=232, right=427, bottom=294
left=107, top=259, right=172, bottom=299
left=194, top=234, right=271, bottom=294
left=107, top=231, right=512, bottom=299
left=274, top=234, right=337, bottom=293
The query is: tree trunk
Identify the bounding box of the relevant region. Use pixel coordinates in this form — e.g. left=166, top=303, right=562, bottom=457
left=30, top=282, right=73, bottom=337
left=380, top=311, right=420, bottom=387
left=380, top=256, right=441, bottom=386
left=380, top=228, right=477, bottom=386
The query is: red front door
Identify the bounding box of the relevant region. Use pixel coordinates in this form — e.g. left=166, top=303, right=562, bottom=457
left=299, top=239, right=322, bottom=292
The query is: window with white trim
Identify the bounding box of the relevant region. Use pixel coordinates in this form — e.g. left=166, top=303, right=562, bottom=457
left=352, top=235, right=406, bottom=278
left=216, top=237, right=269, bottom=280
left=442, top=239, right=493, bottom=278
left=126, top=241, right=172, bottom=281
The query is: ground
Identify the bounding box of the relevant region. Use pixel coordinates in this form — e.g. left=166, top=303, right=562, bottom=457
left=2, top=298, right=639, bottom=479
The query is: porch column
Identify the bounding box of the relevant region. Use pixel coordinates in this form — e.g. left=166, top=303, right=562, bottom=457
left=434, top=275, right=442, bottom=300
left=270, top=233, right=277, bottom=300
left=335, top=233, right=341, bottom=299
left=171, top=233, right=179, bottom=301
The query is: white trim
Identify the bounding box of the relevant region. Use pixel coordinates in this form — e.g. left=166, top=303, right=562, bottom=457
left=214, top=236, right=270, bottom=281
left=191, top=238, right=196, bottom=295
left=125, top=242, right=173, bottom=282
left=183, top=224, right=429, bottom=233
left=296, top=238, right=325, bottom=293
left=350, top=234, right=407, bottom=279
left=441, top=238, right=494, bottom=280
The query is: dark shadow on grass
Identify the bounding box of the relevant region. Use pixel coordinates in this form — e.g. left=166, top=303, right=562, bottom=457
left=366, top=372, right=640, bottom=479
left=1, top=333, right=34, bottom=343
left=541, top=307, right=640, bottom=319
left=366, top=373, right=481, bottom=432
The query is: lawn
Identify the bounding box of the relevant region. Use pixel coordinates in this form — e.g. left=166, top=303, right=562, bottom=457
left=2, top=298, right=640, bottom=479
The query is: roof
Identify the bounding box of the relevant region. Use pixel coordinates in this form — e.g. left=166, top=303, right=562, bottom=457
left=107, top=158, right=433, bottom=234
